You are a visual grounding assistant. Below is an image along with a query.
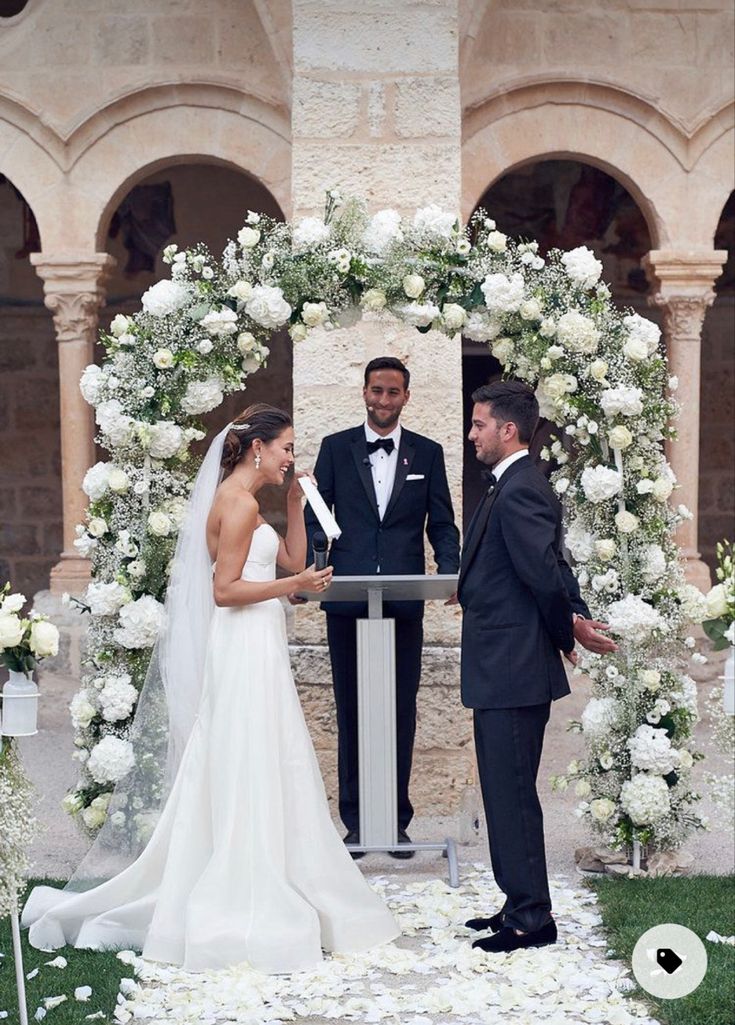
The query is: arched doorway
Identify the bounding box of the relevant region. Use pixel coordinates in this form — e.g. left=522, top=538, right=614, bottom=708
left=463, top=158, right=655, bottom=526
left=699, top=191, right=734, bottom=572
left=0, top=175, right=61, bottom=598
left=100, top=162, right=291, bottom=526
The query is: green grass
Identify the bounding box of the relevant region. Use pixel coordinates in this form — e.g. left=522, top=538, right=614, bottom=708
left=0, top=880, right=131, bottom=1025
left=592, top=874, right=735, bottom=1025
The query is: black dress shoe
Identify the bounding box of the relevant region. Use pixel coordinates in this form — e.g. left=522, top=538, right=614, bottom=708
left=472, top=919, right=557, bottom=953
left=465, top=910, right=504, bottom=932
left=343, top=831, right=365, bottom=860
left=388, top=828, right=415, bottom=859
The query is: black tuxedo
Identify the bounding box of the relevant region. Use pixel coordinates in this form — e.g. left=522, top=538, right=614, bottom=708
left=459, top=453, right=583, bottom=932
left=306, top=425, right=460, bottom=833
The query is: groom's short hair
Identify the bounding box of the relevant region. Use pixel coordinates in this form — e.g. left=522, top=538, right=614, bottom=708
left=364, top=356, right=410, bottom=390
left=472, top=381, right=539, bottom=443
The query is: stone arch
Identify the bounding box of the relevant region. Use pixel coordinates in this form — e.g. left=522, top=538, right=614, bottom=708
left=462, top=80, right=701, bottom=249
left=686, top=105, right=735, bottom=250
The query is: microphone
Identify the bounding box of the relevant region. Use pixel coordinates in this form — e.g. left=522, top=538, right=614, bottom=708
left=312, top=530, right=329, bottom=570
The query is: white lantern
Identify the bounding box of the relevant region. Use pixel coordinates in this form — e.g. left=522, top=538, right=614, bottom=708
left=1, top=670, right=39, bottom=736
left=724, top=647, right=735, bottom=717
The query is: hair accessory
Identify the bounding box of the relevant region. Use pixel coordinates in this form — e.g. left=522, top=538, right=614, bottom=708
left=230, top=422, right=251, bottom=432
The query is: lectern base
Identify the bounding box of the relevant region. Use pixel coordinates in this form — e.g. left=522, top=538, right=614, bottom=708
left=345, top=837, right=460, bottom=888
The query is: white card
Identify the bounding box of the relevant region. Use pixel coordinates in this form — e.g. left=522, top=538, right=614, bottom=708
left=298, top=477, right=342, bottom=539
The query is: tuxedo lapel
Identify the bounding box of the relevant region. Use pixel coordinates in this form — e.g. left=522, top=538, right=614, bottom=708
left=350, top=430, right=380, bottom=521
left=382, top=433, right=415, bottom=523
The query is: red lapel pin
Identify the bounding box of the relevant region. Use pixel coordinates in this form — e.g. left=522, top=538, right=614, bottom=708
left=403, top=458, right=408, bottom=465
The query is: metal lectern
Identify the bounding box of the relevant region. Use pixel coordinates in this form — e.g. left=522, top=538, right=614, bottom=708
left=297, top=573, right=460, bottom=887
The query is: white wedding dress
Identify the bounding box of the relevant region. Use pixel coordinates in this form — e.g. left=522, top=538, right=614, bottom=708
left=23, top=524, right=399, bottom=973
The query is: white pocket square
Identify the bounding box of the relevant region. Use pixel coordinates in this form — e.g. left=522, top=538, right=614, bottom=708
left=406, top=474, right=425, bottom=481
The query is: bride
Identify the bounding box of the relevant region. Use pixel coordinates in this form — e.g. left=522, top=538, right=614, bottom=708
left=22, top=404, right=400, bottom=974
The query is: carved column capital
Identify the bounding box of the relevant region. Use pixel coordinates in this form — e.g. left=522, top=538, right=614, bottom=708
left=643, top=248, right=727, bottom=341
left=30, top=252, right=116, bottom=342
left=648, top=293, right=714, bottom=342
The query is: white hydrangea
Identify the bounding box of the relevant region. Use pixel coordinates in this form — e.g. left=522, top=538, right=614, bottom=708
left=85, top=581, right=129, bottom=617
left=397, top=302, right=440, bottom=328
left=670, top=674, right=699, bottom=720
left=581, top=697, right=619, bottom=739
left=82, top=461, right=110, bottom=501
left=677, top=583, right=708, bottom=624
left=600, top=385, right=644, bottom=418
left=412, top=204, right=457, bottom=241
left=561, top=246, right=603, bottom=290
left=623, top=314, right=660, bottom=359
left=480, top=272, right=525, bottom=315
left=606, top=593, right=666, bottom=644
left=80, top=364, right=104, bottom=405
left=580, top=465, right=622, bottom=503
left=463, top=311, right=501, bottom=342
left=244, top=285, right=292, bottom=329
left=362, top=209, right=403, bottom=254
left=141, top=279, right=190, bottom=317
left=556, top=311, right=601, bottom=354
left=148, top=421, right=184, bottom=459
left=620, top=773, right=670, bottom=825
left=628, top=725, right=679, bottom=775
left=292, top=216, right=330, bottom=252
left=87, top=736, right=136, bottom=785
left=114, top=595, right=165, bottom=650
left=200, top=309, right=238, bottom=336
left=96, top=399, right=134, bottom=447
left=566, top=520, right=595, bottom=563
left=641, top=543, right=668, bottom=583
left=491, top=337, right=515, bottom=365
left=69, top=690, right=96, bottom=730
left=181, top=376, right=225, bottom=416
left=98, top=675, right=138, bottom=723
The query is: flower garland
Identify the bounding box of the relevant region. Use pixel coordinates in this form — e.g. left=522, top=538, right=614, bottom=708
left=0, top=741, right=37, bottom=917
left=67, top=193, right=704, bottom=852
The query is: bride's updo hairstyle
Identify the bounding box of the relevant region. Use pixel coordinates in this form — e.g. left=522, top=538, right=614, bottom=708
left=221, top=403, right=292, bottom=475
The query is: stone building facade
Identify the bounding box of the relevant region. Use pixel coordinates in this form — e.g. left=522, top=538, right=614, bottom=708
left=0, top=0, right=732, bottom=811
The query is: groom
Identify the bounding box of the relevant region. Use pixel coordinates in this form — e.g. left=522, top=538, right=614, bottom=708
left=306, top=356, right=460, bottom=857
left=459, top=380, right=583, bottom=953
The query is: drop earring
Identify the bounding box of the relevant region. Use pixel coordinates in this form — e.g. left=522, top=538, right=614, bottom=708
left=254, top=451, right=261, bottom=470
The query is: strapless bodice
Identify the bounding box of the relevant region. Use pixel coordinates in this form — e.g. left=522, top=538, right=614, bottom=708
left=240, top=522, right=278, bottom=582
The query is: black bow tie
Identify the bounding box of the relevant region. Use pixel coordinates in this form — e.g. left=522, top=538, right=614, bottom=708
left=482, top=470, right=497, bottom=493
left=366, top=438, right=395, bottom=455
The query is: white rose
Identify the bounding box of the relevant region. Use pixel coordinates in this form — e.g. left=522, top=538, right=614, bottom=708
left=575, top=780, right=592, bottom=798
left=561, top=246, right=603, bottom=290
left=302, top=301, right=329, bottom=327
left=519, top=298, right=542, bottom=321
left=237, top=226, right=261, bottom=248
left=82, top=462, right=110, bottom=501
left=623, top=335, right=649, bottom=362
left=0, top=593, right=25, bottom=614
left=539, top=318, right=557, bottom=338
left=236, top=331, right=256, bottom=354
left=679, top=749, right=694, bottom=770
left=403, top=274, right=425, bottom=299
left=615, top=510, right=639, bottom=533
left=595, top=539, right=616, bottom=562
left=69, top=691, right=96, bottom=730
left=356, top=288, right=385, bottom=313
left=608, top=425, right=633, bottom=450
left=181, top=376, right=225, bottom=416
left=152, top=349, right=174, bottom=369
left=87, top=517, right=108, bottom=538
left=141, top=279, right=190, bottom=317
left=640, top=670, right=661, bottom=691
left=289, top=323, right=308, bottom=343
left=0, top=614, right=24, bottom=649
left=590, top=798, right=616, bottom=823
left=109, top=314, right=132, bottom=337
left=107, top=468, right=130, bottom=494
left=244, top=285, right=291, bottom=329
left=486, top=230, right=507, bottom=253
left=227, top=280, right=254, bottom=303
left=623, top=313, right=660, bottom=357
left=87, top=736, right=136, bottom=785
left=554, top=477, right=569, bottom=495
left=599, top=751, right=614, bottom=770
left=196, top=339, right=213, bottom=355
left=147, top=510, right=173, bottom=537
left=441, top=303, right=467, bottom=332
left=588, top=359, right=609, bottom=383
left=652, top=477, right=674, bottom=501
left=704, top=583, right=728, bottom=619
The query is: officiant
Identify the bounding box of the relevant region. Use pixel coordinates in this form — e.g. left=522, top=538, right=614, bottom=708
left=305, top=356, right=461, bottom=858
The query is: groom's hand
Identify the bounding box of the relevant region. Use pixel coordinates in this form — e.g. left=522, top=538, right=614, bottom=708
left=563, top=649, right=579, bottom=667
left=573, top=615, right=618, bottom=654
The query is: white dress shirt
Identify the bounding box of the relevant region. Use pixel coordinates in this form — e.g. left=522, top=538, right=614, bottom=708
left=364, top=422, right=401, bottom=521
left=492, top=448, right=529, bottom=482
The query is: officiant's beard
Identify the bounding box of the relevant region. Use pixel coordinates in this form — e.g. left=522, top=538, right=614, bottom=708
left=366, top=405, right=402, bottom=432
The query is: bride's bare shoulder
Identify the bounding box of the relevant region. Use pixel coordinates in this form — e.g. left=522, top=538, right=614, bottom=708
left=210, top=479, right=259, bottom=525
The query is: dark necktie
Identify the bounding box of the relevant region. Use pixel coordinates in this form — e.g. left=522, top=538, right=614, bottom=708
left=366, top=437, right=395, bottom=455
left=482, top=470, right=497, bottom=494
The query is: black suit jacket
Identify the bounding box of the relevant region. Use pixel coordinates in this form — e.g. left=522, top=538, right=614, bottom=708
left=306, top=425, right=460, bottom=619
left=458, top=454, right=581, bottom=709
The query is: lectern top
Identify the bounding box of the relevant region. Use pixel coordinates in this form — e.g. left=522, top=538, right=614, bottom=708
left=295, top=574, right=458, bottom=603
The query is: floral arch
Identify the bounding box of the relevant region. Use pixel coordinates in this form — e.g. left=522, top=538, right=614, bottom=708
left=68, top=194, right=708, bottom=857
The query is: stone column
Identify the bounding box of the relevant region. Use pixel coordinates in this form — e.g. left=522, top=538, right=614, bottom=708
left=30, top=253, right=116, bottom=595
left=644, top=249, right=727, bottom=592
left=290, top=2, right=471, bottom=810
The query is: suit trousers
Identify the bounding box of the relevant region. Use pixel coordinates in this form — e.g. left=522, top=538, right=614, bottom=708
left=326, top=613, right=423, bottom=835
left=473, top=702, right=552, bottom=933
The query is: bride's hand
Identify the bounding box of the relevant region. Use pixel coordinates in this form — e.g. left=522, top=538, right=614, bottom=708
left=294, top=563, right=333, bottom=594
left=287, top=469, right=316, bottom=503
